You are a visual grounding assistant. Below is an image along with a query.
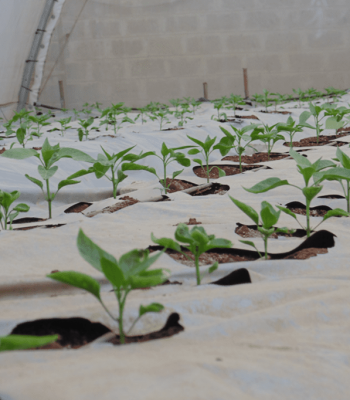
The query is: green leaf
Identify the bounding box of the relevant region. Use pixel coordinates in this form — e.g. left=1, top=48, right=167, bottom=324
left=298, top=166, right=315, bottom=186
left=175, top=156, right=191, bottom=167
left=302, top=185, right=323, bottom=202
left=16, top=127, right=25, bottom=144
left=313, top=159, right=336, bottom=172
left=206, top=238, right=232, bottom=250
left=188, top=148, right=200, bottom=155
left=191, top=228, right=210, bottom=246
left=239, top=240, right=260, bottom=254
left=276, top=206, right=297, bottom=220
left=47, top=271, right=101, bottom=300
left=323, top=208, right=350, bottom=221
left=57, top=179, right=80, bottom=192
left=101, top=257, right=125, bottom=288
left=77, top=229, right=117, bottom=272
left=25, top=174, right=43, bottom=190
left=93, top=162, right=110, bottom=179
left=208, top=262, right=218, bottom=274
left=336, top=148, right=350, bottom=169
left=67, top=168, right=95, bottom=180
left=151, top=233, right=182, bottom=252
left=290, top=148, right=311, bottom=167
left=326, top=116, right=344, bottom=130
left=161, top=142, right=169, bottom=158
left=121, top=163, right=157, bottom=176
left=0, top=334, right=58, bottom=352
left=13, top=203, right=30, bottom=212
left=129, top=271, right=167, bottom=289
left=193, top=158, right=203, bottom=167
left=260, top=201, right=280, bottom=229
left=56, top=148, right=95, bottom=163
left=175, top=223, right=194, bottom=245
left=187, top=135, right=204, bottom=147
left=139, top=303, right=164, bottom=317
left=216, top=167, right=226, bottom=178
left=299, top=111, right=312, bottom=124
left=38, top=165, right=58, bottom=181
left=229, top=196, right=259, bottom=225
left=244, top=177, right=289, bottom=194
left=322, top=167, right=350, bottom=181
left=0, top=148, right=38, bottom=159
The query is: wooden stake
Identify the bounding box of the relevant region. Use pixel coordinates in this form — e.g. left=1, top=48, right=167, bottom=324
left=203, top=82, right=208, bottom=100
left=243, top=68, right=249, bottom=99
left=58, top=80, right=66, bottom=109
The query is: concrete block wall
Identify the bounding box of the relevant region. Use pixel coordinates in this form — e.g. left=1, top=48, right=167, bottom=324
left=38, top=0, right=350, bottom=110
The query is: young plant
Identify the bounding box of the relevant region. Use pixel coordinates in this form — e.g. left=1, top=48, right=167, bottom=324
left=151, top=223, right=232, bottom=285
left=149, top=108, right=173, bottom=131
left=1, top=138, right=95, bottom=219
left=302, top=102, right=335, bottom=144
left=227, top=94, right=246, bottom=117
left=28, top=113, right=51, bottom=137
left=183, top=97, right=201, bottom=115
left=176, top=104, right=194, bottom=127
left=251, top=93, right=263, bottom=108
left=0, top=190, right=30, bottom=230
left=51, top=117, right=73, bottom=136
left=218, top=124, right=258, bottom=172
left=72, top=109, right=80, bottom=121
left=0, top=335, right=58, bottom=352
left=82, top=102, right=93, bottom=118
left=77, top=117, right=98, bottom=141
left=12, top=108, right=32, bottom=125
left=48, top=229, right=168, bottom=344
left=230, top=198, right=293, bottom=259
left=292, top=88, right=306, bottom=108
left=276, top=114, right=315, bottom=149
left=100, top=103, right=134, bottom=135
left=211, top=98, right=228, bottom=121
left=169, top=98, right=183, bottom=116
left=250, top=123, right=285, bottom=160
left=11, top=119, right=35, bottom=148
left=134, top=107, right=149, bottom=125
left=270, top=93, right=290, bottom=111
left=69, top=146, right=156, bottom=199
left=187, top=135, right=230, bottom=183
left=261, top=89, right=273, bottom=112
left=324, top=106, right=350, bottom=137
left=243, top=148, right=343, bottom=237
left=146, top=142, right=192, bottom=194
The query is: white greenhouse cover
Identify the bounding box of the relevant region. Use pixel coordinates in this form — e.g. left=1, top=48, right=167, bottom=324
left=1, top=97, right=350, bottom=399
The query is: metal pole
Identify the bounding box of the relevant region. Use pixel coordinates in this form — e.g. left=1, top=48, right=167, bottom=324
left=17, top=0, right=56, bottom=112
left=58, top=80, right=66, bottom=109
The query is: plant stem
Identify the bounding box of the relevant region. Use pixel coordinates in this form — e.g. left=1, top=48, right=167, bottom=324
left=195, top=252, right=201, bottom=285
left=263, top=236, right=268, bottom=260
left=239, top=153, right=242, bottom=173
left=119, top=299, right=125, bottom=344
left=163, top=163, right=167, bottom=194
left=46, top=179, right=52, bottom=219
left=111, top=168, right=117, bottom=199
left=206, top=154, right=210, bottom=183
left=347, top=181, right=350, bottom=213
left=306, top=199, right=311, bottom=237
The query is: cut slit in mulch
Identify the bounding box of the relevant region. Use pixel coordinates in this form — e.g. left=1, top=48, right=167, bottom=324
left=193, top=164, right=269, bottom=179
left=10, top=313, right=184, bottom=350
left=284, top=133, right=349, bottom=147
left=235, top=223, right=306, bottom=239
left=222, top=152, right=289, bottom=164
left=64, top=202, right=92, bottom=213
left=258, top=110, right=292, bottom=115
left=164, top=178, right=229, bottom=195
left=148, top=230, right=335, bottom=265
left=9, top=216, right=66, bottom=231
left=285, top=201, right=333, bottom=217
left=219, top=115, right=259, bottom=121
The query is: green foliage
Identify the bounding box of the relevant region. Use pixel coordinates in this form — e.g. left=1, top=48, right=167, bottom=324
left=250, top=123, right=285, bottom=160
left=51, top=117, right=72, bottom=136
left=48, top=229, right=167, bottom=344
left=148, top=105, right=173, bottom=131
left=226, top=94, right=245, bottom=117
left=77, top=117, right=98, bottom=141
left=146, top=142, right=192, bottom=194
left=100, top=103, right=134, bottom=135
left=230, top=197, right=293, bottom=259
left=187, top=134, right=230, bottom=183
left=0, top=190, right=30, bottom=230
left=1, top=138, right=94, bottom=219
left=324, top=106, right=350, bottom=136
left=28, top=113, right=51, bottom=137
left=152, top=224, right=232, bottom=285
left=175, top=104, right=194, bottom=127
left=211, top=97, right=228, bottom=121
left=276, top=115, right=315, bottom=148
left=0, top=334, right=58, bottom=352
left=68, top=146, right=155, bottom=199
left=218, top=124, right=258, bottom=172
left=244, top=148, right=341, bottom=237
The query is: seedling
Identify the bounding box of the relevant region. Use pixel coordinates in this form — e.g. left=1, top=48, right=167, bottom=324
left=187, top=135, right=229, bottom=183
left=218, top=124, right=258, bottom=172
left=251, top=93, right=263, bottom=108
left=12, top=108, right=32, bottom=125
left=230, top=198, right=293, bottom=259
left=151, top=224, right=232, bottom=285
left=183, top=97, right=201, bottom=115
left=1, top=138, right=94, bottom=219
left=243, top=148, right=344, bottom=237
left=324, top=106, right=350, bottom=136
left=292, top=88, right=306, bottom=108
left=227, top=94, right=246, bottom=117
left=169, top=98, right=183, bottom=116
left=149, top=108, right=173, bottom=131
left=11, top=120, right=35, bottom=148
left=134, top=107, right=149, bottom=125
left=0, top=190, right=30, bottom=230
left=250, top=123, right=285, bottom=160
left=51, top=117, right=73, bottom=136
left=270, top=93, right=290, bottom=111
left=211, top=98, right=228, bottom=121
left=82, top=102, right=93, bottom=118
left=302, top=102, right=336, bottom=144
left=276, top=114, right=315, bottom=148
left=0, top=335, right=58, bottom=352
left=72, top=109, right=80, bottom=121
left=69, top=146, right=156, bottom=199
left=100, top=103, right=134, bottom=135
left=48, top=229, right=168, bottom=344
left=146, top=142, right=192, bottom=194
left=28, top=113, right=51, bottom=137
left=77, top=117, right=98, bottom=141
left=261, top=89, right=273, bottom=112
left=176, top=104, right=193, bottom=127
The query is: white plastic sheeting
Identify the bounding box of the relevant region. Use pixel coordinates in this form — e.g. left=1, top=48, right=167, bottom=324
left=1, top=97, right=350, bottom=399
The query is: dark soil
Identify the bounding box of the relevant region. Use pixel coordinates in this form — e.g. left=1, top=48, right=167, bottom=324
left=284, top=133, right=349, bottom=147
left=174, top=218, right=202, bottom=226
left=0, top=147, right=6, bottom=154
left=222, top=152, right=289, bottom=164
left=259, top=110, right=292, bottom=115
left=235, top=115, right=260, bottom=120
left=87, top=196, right=139, bottom=217
left=162, top=127, right=184, bottom=131
left=211, top=268, right=252, bottom=286
left=11, top=217, right=47, bottom=224
left=10, top=314, right=184, bottom=349
left=337, top=126, right=350, bottom=134
left=148, top=230, right=335, bottom=265
left=318, top=194, right=345, bottom=199
left=64, top=202, right=92, bottom=213
left=193, top=164, right=267, bottom=179
left=235, top=223, right=306, bottom=239
left=14, top=224, right=66, bottom=231
left=285, top=201, right=332, bottom=217
left=164, top=178, right=229, bottom=195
